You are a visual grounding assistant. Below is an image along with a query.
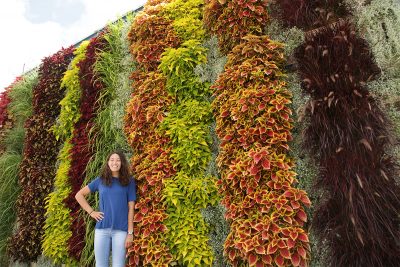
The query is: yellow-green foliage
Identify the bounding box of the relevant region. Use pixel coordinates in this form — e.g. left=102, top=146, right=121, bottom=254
left=42, top=41, right=89, bottom=265
left=162, top=0, right=206, bottom=41
left=52, top=41, right=89, bottom=140
left=160, top=99, right=212, bottom=175
left=42, top=140, right=76, bottom=265
left=159, top=40, right=210, bottom=100
left=163, top=171, right=219, bottom=267
left=159, top=1, right=219, bottom=265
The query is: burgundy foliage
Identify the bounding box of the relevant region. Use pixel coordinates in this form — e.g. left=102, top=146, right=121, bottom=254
left=64, top=34, right=107, bottom=261
left=295, top=20, right=400, bottom=266
left=7, top=47, right=74, bottom=262
left=0, top=78, right=21, bottom=153
left=272, top=0, right=348, bottom=30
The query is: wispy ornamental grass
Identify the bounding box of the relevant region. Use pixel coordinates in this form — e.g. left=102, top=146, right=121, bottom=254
left=80, top=15, right=136, bottom=266
left=0, top=72, right=37, bottom=266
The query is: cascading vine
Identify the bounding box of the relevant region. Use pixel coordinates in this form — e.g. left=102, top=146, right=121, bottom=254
left=8, top=47, right=74, bottom=262
left=42, top=41, right=89, bottom=265
left=205, top=1, right=311, bottom=266
left=124, top=1, right=180, bottom=265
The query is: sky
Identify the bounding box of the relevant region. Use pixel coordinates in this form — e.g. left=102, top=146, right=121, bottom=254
left=0, top=0, right=147, bottom=91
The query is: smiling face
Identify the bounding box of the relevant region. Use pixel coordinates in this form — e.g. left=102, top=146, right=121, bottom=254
left=108, top=153, right=121, bottom=175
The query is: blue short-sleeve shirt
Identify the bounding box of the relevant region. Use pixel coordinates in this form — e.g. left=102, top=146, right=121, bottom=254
left=88, top=177, right=136, bottom=231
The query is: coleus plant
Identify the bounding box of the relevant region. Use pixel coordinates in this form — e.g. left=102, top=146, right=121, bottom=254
left=125, top=1, right=179, bottom=265
left=204, top=0, right=269, bottom=54
left=158, top=0, right=219, bottom=265
left=294, top=20, right=400, bottom=266
left=63, top=34, right=107, bottom=261
left=212, top=35, right=311, bottom=267
left=8, top=46, right=74, bottom=262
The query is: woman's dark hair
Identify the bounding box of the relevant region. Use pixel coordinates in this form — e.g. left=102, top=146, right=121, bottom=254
left=100, top=151, right=131, bottom=186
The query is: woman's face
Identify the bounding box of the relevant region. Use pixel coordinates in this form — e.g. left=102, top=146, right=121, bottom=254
left=108, top=153, right=121, bottom=173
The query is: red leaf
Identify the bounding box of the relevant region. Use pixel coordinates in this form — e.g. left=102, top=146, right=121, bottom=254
left=249, top=165, right=260, bottom=175
left=258, top=103, right=266, bottom=110
left=221, top=110, right=230, bottom=117
left=262, top=159, right=271, bottom=170
left=248, top=253, right=257, bottom=266
left=262, top=230, right=269, bottom=240
left=298, top=233, right=309, bottom=243
left=297, top=210, right=307, bottom=222
left=262, top=254, right=272, bottom=264
left=297, top=246, right=307, bottom=259
left=275, top=254, right=285, bottom=266
left=255, top=245, right=266, bottom=254
left=301, top=195, right=311, bottom=207
left=287, top=238, right=295, bottom=249
left=267, top=244, right=277, bottom=254
left=256, top=261, right=264, bottom=267
left=280, top=248, right=290, bottom=259
left=228, top=249, right=236, bottom=261
left=223, top=134, right=233, bottom=141
left=291, top=253, right=301, bottom=266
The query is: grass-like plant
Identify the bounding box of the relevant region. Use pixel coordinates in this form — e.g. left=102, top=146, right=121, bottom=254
left=79, top=15, right=136, bottom=266
left=0, top=73, right=36, bottom=266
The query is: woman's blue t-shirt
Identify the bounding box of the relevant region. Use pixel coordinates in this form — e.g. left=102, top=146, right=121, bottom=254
left=88, top=177, right=136, bottom=231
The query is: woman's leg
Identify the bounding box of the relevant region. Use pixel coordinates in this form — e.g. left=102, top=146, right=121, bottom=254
left=94, top=228, right=111, bottom=267
left=111, top=230, right=127, bottom=267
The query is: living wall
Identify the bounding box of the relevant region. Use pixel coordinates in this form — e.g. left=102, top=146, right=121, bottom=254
left=0, top=1, right=399, bottom=267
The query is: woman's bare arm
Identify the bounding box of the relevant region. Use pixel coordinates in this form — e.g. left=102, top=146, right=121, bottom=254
left=75, top=186, right=103, bottom=221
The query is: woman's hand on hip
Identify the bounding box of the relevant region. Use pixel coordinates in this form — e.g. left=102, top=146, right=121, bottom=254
left=90, top=211, right=104, bottom=222
left=125, top=234, right=133, bottom=248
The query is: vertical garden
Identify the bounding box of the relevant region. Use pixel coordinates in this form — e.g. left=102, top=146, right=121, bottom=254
left=0, top=0, right=399, bottom=266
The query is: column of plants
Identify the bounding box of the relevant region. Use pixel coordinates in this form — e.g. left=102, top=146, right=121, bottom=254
left=204, top=1, right=311, bottom=266
left=275, top=0, right=400, bottom=266
left=62, top=34, right=107, bottom=262
left=80, top=15, right=137, bottom=265
left=0, top=74, right=36, bottom=266
left=124, top=0, right=181, bottom=265
left=158, top=0, right=219, bottom=266
left=42, top=41, right=89, bottom=266
left=8, top=47, right=75, bottom=262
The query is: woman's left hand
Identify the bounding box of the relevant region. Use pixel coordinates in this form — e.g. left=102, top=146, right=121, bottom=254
left=125, top=234, right=133, bottom=248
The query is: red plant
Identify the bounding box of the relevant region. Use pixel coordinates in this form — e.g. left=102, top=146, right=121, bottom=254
left=204, top=0, right=269, bottom=54
left=213, top=35, right=311, bottom=267
left=7, top=47, right=74, bottom=262
left=125, top=72, right=176, bottom=266
left=125, top=2, right=179, bottom=265
left=63, top=34, right=107, bottom=261
left=0, top=77, right=21, bottom=153
left=295, top=20, right=400, bottom=266
left=272, top=0, right=348, bottom=30
left=128, top=14, right=180, bottom=71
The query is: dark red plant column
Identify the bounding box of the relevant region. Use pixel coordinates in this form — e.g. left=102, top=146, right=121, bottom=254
left=294, top=20, right=400, bottom=267
left=8, top=47, right=74, bottom=262
left=64, top=34, right=107, bottom=261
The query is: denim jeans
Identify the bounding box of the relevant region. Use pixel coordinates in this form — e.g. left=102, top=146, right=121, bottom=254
left=94, top=228, right=127, bottom=267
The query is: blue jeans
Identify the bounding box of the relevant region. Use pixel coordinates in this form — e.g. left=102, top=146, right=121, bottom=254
left=94, top=228, right=127, bottom=267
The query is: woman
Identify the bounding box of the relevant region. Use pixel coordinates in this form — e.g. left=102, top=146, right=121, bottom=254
left=75, top=151, right=136, bottom=267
